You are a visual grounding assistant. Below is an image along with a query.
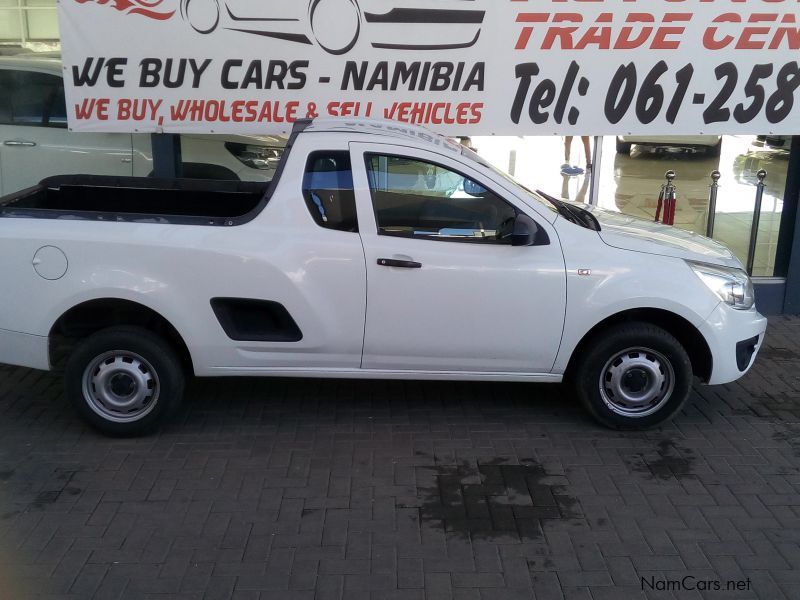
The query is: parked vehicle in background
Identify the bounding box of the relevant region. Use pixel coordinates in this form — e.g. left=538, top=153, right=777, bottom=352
left=757, top=135, right=792, bottom=149
left=0, top=56, right=285, bottom=195
left=616, top=135, right=723, bottom=157
left=0, top=46, right=28, bottom=56
left=0, top=119, right=767, bottom=436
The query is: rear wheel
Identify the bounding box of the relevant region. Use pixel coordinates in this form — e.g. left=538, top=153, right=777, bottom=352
left=573, top=322, right=692, bottom=429
left=616, top=138, right=633, bottom=154
left=65, top=326, right=185, bottom=436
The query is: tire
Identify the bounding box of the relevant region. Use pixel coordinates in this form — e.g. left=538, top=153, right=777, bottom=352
left=572, top=322, right=692, bottom=429
left=708, top=139, right=722, bottom=157
left=616, top=138, right=632, bottom=154
left=65, top=326, right=185, bottom=436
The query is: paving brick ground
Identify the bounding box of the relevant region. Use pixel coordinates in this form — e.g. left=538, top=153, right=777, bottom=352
left=1, top=318, right=800, bottom=600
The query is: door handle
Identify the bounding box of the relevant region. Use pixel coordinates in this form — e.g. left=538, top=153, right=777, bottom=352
left=3, top=140, right=36, bottom=147
left=377, top=258, right=422, bottom=269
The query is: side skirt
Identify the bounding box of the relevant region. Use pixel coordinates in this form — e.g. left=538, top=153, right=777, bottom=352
left=202, top=367, right=563, bottom=383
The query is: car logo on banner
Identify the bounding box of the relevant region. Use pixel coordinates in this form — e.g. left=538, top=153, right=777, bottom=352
left=75, top=0, right=486, bottom=55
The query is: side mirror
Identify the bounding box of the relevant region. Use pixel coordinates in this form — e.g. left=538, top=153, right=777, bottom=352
left=511, top=213, right=549, bottom=247
left=464, top=178, right=487, bottom=196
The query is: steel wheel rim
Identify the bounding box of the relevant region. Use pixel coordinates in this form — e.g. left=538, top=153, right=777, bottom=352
left=599, top=347, right=675, bottom=418
left=81, top=351, right=160, bottom=423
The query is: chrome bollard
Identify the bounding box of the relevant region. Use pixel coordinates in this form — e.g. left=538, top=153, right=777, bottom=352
left=664, top=171, right=677, bottom=226
left=706, top=170, right=721, bottom=239
left=746, top=169, right=767, bottom=276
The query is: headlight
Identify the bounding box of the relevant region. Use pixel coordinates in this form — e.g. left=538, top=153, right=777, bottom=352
left=687, top=261, right=754, bottom=310
left=225, top=142, right=283, bottom=171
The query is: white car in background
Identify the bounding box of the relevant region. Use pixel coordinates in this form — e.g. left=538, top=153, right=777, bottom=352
left=0, top=56, right=285, bottom=195
left=616, top=136, right=723, bottom=157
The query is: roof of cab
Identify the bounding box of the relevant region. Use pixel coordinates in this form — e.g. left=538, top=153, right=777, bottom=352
left=299, top=118, right=466, bottom=157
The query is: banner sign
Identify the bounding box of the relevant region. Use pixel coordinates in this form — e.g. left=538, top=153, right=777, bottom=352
left=58, top=0, right=800, bottom=135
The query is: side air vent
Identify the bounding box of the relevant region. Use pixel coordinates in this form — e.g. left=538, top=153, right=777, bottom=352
left=211, top=298, right=303, bottom=342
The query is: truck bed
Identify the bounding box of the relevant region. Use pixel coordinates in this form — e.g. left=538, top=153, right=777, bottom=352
left=0, top=175, right=270, bottom=226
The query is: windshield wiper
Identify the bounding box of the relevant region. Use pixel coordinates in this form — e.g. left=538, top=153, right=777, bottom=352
left=536, top=190, right=601, bottom=232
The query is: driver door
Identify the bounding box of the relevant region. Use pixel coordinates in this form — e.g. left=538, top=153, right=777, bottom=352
left=350, top=142, right=567, bottom=374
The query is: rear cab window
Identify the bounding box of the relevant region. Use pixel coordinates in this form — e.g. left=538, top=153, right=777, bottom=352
left=302, top=151, right=358, bottom=233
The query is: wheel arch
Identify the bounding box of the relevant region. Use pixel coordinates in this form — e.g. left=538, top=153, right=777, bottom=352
left=49, top=298, right=194, bottom=374
left=564, top=307, right=713, bottom=383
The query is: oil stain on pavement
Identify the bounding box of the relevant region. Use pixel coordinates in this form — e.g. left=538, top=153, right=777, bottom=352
left=624, top=438, right=698, bottom=481
left=414, top=457, right=583, bottom=541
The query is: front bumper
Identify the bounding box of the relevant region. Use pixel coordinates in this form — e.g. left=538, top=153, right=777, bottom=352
left=699, top=304, right=768, bottom=385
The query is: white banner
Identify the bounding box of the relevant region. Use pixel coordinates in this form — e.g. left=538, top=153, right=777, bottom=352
left=58, top=0, right=800, bottom=135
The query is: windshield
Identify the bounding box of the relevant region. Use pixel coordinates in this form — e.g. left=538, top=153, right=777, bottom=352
left=454, top=146, right=600, bottom=231
left=458, top=146, right=558, bottom=215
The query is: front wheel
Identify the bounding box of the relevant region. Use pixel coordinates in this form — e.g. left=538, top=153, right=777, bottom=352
left=573, top=322, right=692, bottom=429
left=65, top=326, right=185, bottom=436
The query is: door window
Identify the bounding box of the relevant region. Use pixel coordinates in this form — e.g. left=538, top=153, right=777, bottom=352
left=302, top=151, right=358, bottom=233
left=0, top=69, right=67, bottom=128
left=365, top=154, right=517, bottom=243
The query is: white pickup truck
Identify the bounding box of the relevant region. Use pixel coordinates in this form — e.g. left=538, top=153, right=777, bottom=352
left=0, top=119, right=767, bottom=435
